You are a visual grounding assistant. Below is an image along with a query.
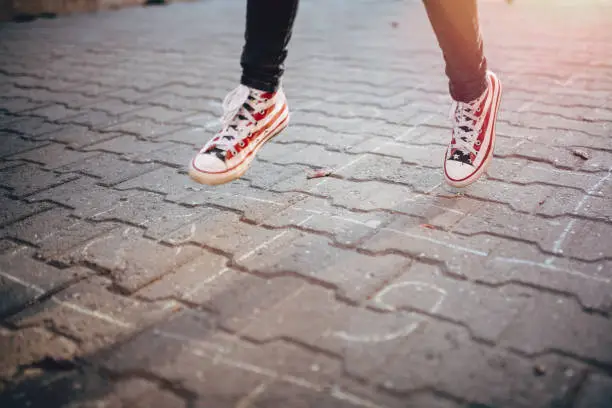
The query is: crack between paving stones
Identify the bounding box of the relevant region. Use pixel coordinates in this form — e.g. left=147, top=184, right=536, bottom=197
left=378, top=384, right=473, bottom=406
left=0, top=273, right=89, bottom=321
left=96, top=367, right=197, bottom=406
left=560, top=369, right=591, bottom=407
left=510, top=349, right=612, bottom=376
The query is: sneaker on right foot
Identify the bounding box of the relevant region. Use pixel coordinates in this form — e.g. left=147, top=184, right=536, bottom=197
left=189, top=84, right=289, bottom=186
left=444, top=70, right=503, bottom=188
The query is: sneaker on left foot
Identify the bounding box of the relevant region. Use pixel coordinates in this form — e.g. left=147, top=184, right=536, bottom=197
left=444, top=70, right=502, bottom=188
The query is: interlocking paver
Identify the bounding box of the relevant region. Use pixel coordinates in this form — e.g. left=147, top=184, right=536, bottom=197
left=9, top=142, right=98, bottom=170
left=1, top=115, right=62, bottom=139
left=0, top=163, right=78, bottom=197
left=0, top=195, right=53, bottom=228
left=44, top=126, right=122, bottom=149
left=575, top=374, right=612, bottom=408
left=1, top=0, right=611, bottom=406
left=0, top=132, right=49, bottom=158
left=56, top=153, right=161, bottom=186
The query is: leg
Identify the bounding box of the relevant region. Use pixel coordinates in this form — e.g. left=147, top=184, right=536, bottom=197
left=190, top=0, right=296, bottom=185
left=425, top=0, right=503, bottom=187
left=240, top=0, right=300, bottom=92
left=423, top=0, right=488, bottom=102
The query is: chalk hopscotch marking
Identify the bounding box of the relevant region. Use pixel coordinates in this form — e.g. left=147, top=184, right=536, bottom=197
left=331, top=281, right=447, bottom=343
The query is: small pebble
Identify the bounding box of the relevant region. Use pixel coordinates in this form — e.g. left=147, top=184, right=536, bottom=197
left=533, top=364, right=546, bottom=376
left=572, top=149, right=590, bottom=160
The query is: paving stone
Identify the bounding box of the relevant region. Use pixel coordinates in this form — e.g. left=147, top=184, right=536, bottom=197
left=113, top=166, right=196, bottom=200
left=85, top=99, right=144, bottom=116
left=240, top=284, right=422, bottom=345
left=56, top=153, right=160, bottom=187
left=350, top=138, right=446, bottom=168
left=103, top=118, right=186, bottom=140
left=8, top=276, right=171, bottom=352
left=77, top=190, right=205, bottom=239
left=499, top=292, right=612, bottom=364
left=154, top=126, right=206, bottom=146
left=0, top=248, right=91, bottom=317
left=240, top=284, right=583, bottom=407
left=237, top=229, right=413, bottom=302
left=162, top=210, right=286, bottom=256
left=299, top=99, right=420, bottom=125
left=287, top=178, right=418, bottom=213
left=456, top=179, right=556, bottom=213
left=0, top=327, right=78, bottom=381
left=0, top=163, right=78, bottom=197
left=179, top=184, right=304, bottom=224
left=412, top=124, right=452, bottom=146
left=1, top=115, right=62, bottom=138
left=137, top=250, right=229, bottom=301
left=484, top=240, right=612, bottom=313
left=132, top=142, right=196, bottom=168
left=101, top=87, right=160, bottom=103
left=278, top=126, right=368, bottom=152
left=537, top=186, right=612, bottom=222
left=86, top=378, right=188, bottom=408
left=512, top=162, right=608, bottom=190
left=500, top=139, right=609, bottom=172
left=553, top=219, right=612, bottom=261
left=71, top=227, right=201, bottom=293
left=0, top=96, right=49, bottom=114
left=366, top=262, right=528, bottom=343
left=59, top=110, right=126, bottom=130
left=0, top=132, right=49, bottom=158
left=127, top=106, right=196, bottom=123
left=453, top=202, right=570, bottom=254
left=27, top=176, right=130, bottom=216
left=361, top=212, right=498, bottom=277
left=84, top=134, right=176, bottom=161
left=0, top=195, right=53, bottom=228
left=0, top=206, right=121, bottom=264
left=259, top=197, right=390, bottom=246
left=485, top=157, right=530, bottom=181
left=290, top=111, right=405, bottom=138
left=44, top=126, right=122, bottom=149
left=575, top=374, right=612, bottom=408
left=242, top=160, right=313, bottom=191
left=141, top=93, right=220, bottom=114
left=28, top=104, right=82, bottom=122
left=2, top=207, right=77, bottom=245
left=170, top=111, right=219, bottom=129
left=335, top=153, right=443, bottom=192
left=93, top=311, right=277, bottom=406
left=259, top=142, right=353, bottom=169
left=10, top=142, right=98, bottom=170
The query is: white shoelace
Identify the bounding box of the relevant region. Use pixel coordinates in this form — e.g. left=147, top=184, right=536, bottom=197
left=450, top=92, right=487, bottom=157
left=208, top=85, right=260, bottom=157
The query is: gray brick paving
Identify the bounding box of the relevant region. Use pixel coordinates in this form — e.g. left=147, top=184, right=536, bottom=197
left=0, top=0, right=611, bottom=407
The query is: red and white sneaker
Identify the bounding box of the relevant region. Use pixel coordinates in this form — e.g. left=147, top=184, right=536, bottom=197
left=189, top=85, right=289, bottom=185
left=444, top=70, right=502, bottom=188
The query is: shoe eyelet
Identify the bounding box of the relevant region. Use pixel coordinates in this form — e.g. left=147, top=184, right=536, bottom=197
left=475, top=140, right=481, bottom=146
left=239, top=141, right=246, bottom=148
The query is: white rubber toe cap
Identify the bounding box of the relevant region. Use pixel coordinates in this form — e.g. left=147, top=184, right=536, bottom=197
left=191, top=152, right=227, bottom=174
left=444, top=160, right=476, bottom=186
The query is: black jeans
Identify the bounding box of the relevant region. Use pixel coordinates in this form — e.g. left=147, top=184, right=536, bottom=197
left=240, top=0, right=488, bottom=103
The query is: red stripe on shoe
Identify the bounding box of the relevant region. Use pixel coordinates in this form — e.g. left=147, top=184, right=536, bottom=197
left=191, top=105, right=289, bottom=175
left=445, top=73, right=501, bottom=182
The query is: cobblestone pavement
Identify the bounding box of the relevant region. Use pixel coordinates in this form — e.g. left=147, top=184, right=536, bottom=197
left=1, top=0, right=611, bottom=407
